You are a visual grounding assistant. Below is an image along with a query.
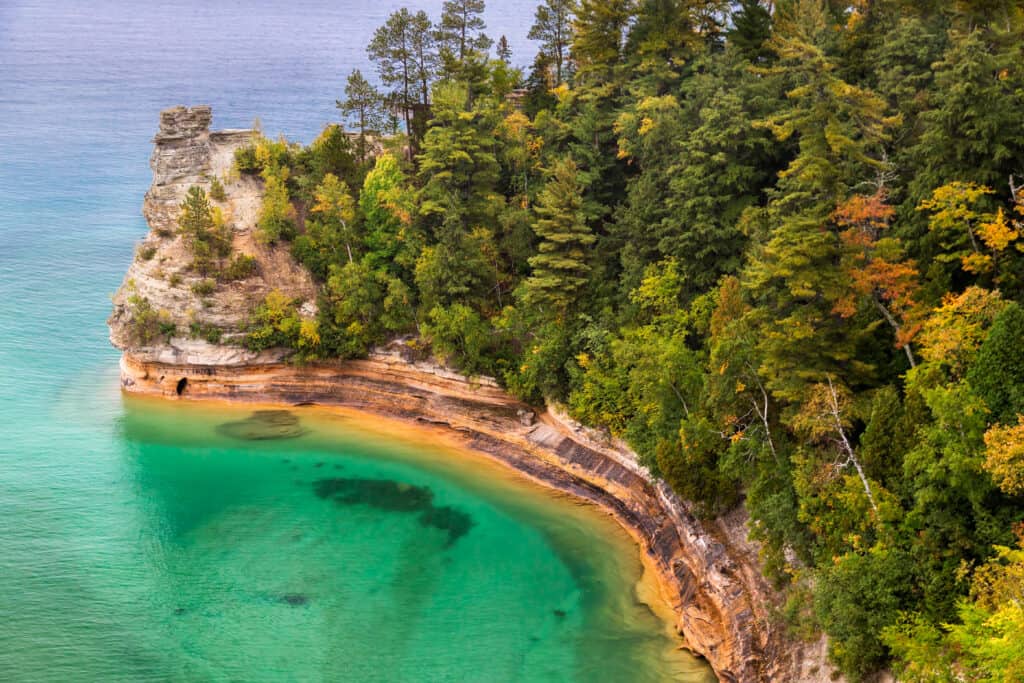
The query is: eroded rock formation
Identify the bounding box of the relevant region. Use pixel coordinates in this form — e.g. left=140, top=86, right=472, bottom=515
left=109, top=107, right=839, bottom=683
left=108, top=105, right=316, bottom=364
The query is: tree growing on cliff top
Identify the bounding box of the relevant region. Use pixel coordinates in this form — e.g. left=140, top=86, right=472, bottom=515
left=528, top=0, right=574, bottom=85
left=337, top=70, right=384, bottom=164
left=436, top=0, right=492, bottom=70
left=368, top=9, right=436, bottom=154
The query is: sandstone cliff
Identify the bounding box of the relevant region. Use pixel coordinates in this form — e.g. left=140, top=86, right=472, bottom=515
left=109, top=107, right=839, bottom=683
left=108, top=105, right=316, bottom=366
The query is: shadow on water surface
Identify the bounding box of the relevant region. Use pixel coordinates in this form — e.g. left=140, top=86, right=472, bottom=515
left=313, top=478, right=474, bottom=547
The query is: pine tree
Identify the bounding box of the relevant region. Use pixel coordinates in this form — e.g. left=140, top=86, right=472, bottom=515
left=496, top=35, right=512, bottom=64
left=745, top=0, right=899, bottom=403
left=178, top=185, right=215, bottom=246
left=525, top=158, right=595, bottom=316
left=368, top=10, right=417, bottom=149
left=907, top=29, right=1024, bottom=211
left=337, top=69, right=383, bottom=163
left=436, top=0, right=492, bottom=73
left=415, top=81, right=502, bottom=311
left=728, top=0, right=772, bottom=63
left=528, top=0, right=575, bottom=85
left=571, top=0, right=634, bottom=86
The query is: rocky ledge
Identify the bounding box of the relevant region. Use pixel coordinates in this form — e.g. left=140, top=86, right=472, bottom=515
left=110, top=107, right=837, bottom=683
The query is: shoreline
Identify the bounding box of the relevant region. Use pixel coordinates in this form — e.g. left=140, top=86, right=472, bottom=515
left=114, top=348, right=832, bottom=683
left=125, top=390, right=691, bottom=645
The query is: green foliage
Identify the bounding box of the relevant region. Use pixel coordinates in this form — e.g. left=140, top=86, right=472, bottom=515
left=815, top=548, right=917, bottom=681
left=908, top=28, right=1024, bottom=211
left=244, top=290, right=319, bottom=357
left=528, top=0, right=573, bottom=85
left=126, top=292, right=175, bottom=345
left=436, top=0, right=492, bottom=75
left=368, top=8, right=436, bottom=149
left=728, top=0, right=773, bottom=64
left=360, top=153, right=419, bottom=276
left=524, top=157, right=594, bottom=317
left=424, top=303, right=499, bottom=376
left=318, top=261, right=384, bottom=358
left=190, top=278, right=216, bottom=297
left=257, top=170, right=295, bottom=244
left=884, top=537, right=1024, bottom=683
left=968, top=303, right=1024, bottom=424
left=208, top=175, right=227, bottom=201
left=178, top=185, right=232, bottom=275
left=206, top=5, right=1024, bottom=678
left=337, top=69, right=384, bottom=163
left=189, top=321, right=223, bottom=344
left=221, top=254, right=258, bottom=281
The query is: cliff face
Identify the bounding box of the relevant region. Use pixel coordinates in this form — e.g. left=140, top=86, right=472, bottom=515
left=109, top=107, right=838, bottom=683
left=108, top=105, right=316, bottom=366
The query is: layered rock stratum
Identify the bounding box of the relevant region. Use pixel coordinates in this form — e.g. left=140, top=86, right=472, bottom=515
left=109, top=106, right=839, bottom=683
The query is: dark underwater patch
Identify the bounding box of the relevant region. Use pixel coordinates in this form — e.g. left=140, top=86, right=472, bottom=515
left=280, top=593, right=308, bottom=606
left=217, top=410, right=306, bottom=441
left=312, top=477, right=474, bottom=546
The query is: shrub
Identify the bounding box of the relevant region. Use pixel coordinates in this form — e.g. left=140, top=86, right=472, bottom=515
left=233, top=145, right=261, bottom=175
left=126, top=294, right=175, bottom=345
left=137, top=244, right=157, bottom=261
left=168, top=273, right=183, bottom=287
left=190, top=278, right=216, bottom=297
left=189, top=321, right=223, bottom=344
left=245, top=290, right=313, bottom=356
left=209, top=175, right=227, bottom=201
left=221, top=254, right=258, bottom=281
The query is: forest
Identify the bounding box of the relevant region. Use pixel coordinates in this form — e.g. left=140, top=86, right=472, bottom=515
left=177, top=0, right=1024, bottom=679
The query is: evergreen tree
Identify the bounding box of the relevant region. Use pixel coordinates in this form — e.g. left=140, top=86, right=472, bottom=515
left=415, top=81, right=502, bottom=311
left=571, top=0, right=634, bottom=86
left=496, top=34, right=512, bottom=64
left=524, top=157, right=595, bottom=317
left=368, top=9, right=418, bottom=149
left=968, top=302, right=1024, bottom=424
left=528, top=0, right=575, bottom=85
left=728, top=0, right=772, bottom=63
left=907, top=28, right=1024, bottom=212
left=337, top=69, right=383, bottom=163
left=436, top=0, right=492, bottom=73
left=178, top=185, right=231, bottom=275
left=745, top=0, right=898, bottom=402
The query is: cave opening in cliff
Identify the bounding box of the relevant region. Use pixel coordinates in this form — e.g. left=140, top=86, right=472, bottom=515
left=176, top=377, right=187, bottom=396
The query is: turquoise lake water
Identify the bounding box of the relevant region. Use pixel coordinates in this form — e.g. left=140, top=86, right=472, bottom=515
left=0, top=2, right=715, bottom=680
